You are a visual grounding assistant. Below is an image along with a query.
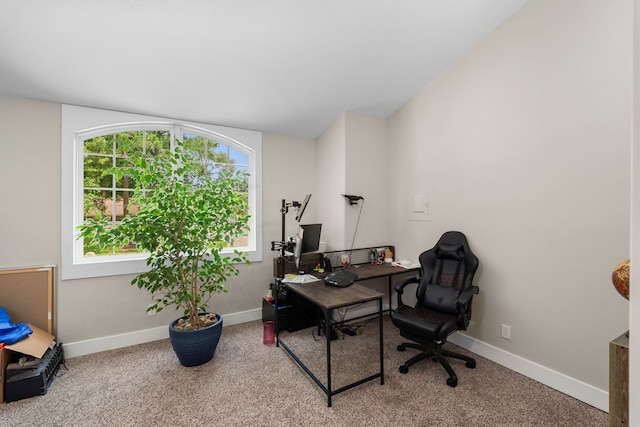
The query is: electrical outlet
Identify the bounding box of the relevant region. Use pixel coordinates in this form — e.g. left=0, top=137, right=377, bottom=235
left=501, top=324, right=511, bottom=340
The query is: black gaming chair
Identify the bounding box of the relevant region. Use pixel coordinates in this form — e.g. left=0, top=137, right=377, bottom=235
left=391, top=231, right=479, bottom=387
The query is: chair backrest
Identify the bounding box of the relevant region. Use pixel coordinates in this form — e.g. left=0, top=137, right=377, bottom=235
left=416, top=231, right=479, bottom=314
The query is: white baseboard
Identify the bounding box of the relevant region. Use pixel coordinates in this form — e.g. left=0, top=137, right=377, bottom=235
left=62, top=306, right=608, bottom=413
left=61, top=302, right=384, bottom=358
left=339, top=305, right=608, bottom=412
left=448, top=332, right=609, bottom=413
left=62, top=308, right=263, bottom=359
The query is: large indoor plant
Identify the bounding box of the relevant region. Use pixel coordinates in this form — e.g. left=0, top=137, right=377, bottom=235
left=78, top=138, right=250, bottom=366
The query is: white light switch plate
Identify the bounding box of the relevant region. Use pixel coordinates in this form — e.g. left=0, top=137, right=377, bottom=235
left=408, top=191, right=433, bottom=221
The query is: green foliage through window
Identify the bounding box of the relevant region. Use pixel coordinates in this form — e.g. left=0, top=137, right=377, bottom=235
left=82, top=129, right=250, bottom=257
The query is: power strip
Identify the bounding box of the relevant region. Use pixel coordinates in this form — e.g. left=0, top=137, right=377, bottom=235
left=342, top=327, right=357, bottom=336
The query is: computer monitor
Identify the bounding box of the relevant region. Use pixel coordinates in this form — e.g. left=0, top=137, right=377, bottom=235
left=295, top=194, right=311, bottom=222
left=300, top=223, right=322, bottom=253
left=294, top=223, right=322, bottom=268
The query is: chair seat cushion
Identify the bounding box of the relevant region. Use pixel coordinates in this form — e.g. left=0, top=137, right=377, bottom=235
left=392, top=305, right=458, bottom=340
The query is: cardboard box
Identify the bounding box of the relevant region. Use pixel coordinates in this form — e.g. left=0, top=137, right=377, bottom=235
left=0, top=324, right=56, bottom=403
left=0, top=266, right=56, bottom=403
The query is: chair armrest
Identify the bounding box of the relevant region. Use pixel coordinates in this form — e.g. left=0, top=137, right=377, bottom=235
left=457, top=285, right=479, bottom=329
left=395, top=276, right=420, bottom=307
left=458, top=286, right=479, bottom=306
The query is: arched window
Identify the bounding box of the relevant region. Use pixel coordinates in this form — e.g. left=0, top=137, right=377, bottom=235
left=62, top=105, right=262, bottom=280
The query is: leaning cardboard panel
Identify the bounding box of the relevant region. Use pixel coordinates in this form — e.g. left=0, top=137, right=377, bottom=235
left=0, top=266, right=56, bottom=403
left=0, top=266, right=55, bottom=334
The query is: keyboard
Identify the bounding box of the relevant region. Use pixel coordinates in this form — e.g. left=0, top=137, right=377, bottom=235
left=324, top=270, right=358, bottom=288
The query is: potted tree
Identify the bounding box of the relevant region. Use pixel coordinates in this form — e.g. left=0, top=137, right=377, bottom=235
left=78, top=138, right=250, bottom=366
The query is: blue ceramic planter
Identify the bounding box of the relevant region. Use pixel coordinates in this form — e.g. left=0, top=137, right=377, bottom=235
left=169, top=313, right=223, bottom=367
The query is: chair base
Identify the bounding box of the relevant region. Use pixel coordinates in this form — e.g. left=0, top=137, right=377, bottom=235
left=397, top=342, right=476, bottom=387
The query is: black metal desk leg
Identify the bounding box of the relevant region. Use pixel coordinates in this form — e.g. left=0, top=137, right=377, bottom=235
left=387, top=276, right=393, bottom=313
left=324, top=307, right=333, bottom=407
left=379, top=297, right=384, bottom=385
left=274, top=281, right=279, bottom=347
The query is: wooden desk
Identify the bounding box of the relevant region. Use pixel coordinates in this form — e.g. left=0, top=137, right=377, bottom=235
left=320, top=246, right=420, bottom=312
left=273, top=245, right=421, bottom=313
left=275, top=279, right=384, bottom=407
left=342, top=263, right=419, bottom=311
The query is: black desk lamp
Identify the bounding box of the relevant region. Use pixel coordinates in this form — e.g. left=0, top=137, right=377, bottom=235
left=342, top=194, right=363, bottom=205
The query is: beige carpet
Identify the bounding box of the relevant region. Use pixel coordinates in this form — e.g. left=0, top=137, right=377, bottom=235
left=2, top=317, right=608, bottom=426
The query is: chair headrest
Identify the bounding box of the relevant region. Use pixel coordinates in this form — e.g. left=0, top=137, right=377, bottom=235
left=435, top=243, right=463, bottom=260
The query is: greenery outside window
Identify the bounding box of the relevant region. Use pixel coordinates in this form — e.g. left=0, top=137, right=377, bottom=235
left=62, top=105, right=262, bottom=280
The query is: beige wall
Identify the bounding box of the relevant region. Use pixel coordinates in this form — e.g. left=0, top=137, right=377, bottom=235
left=388, top=0, right=631, bottom=392
left=315, top=112, right=390, bottom=251
left=264, top=132, right=319, bottom=241
left=315, top=113, right=347, bottom=250
left=0, top=98, right=61, bottom=268
left=344, top=112, right=389, bottom=249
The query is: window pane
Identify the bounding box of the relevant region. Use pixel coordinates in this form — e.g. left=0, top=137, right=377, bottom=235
left=230, top=147, right=248, bottom=166
left=114, top=240, right=141, bottom=255
left=115, top=157, right=136, bottom=190
left=212, top=143, right=232, bottom=164
left=84, top=189, right=110, bottom=219
left=234, top=165, right=248, bottom=175
left=115, top=190, right=137, bottom=221
left=183, top=134, right=208, bottom=162
left=146, top=130, right=171, bottom=155
left=82, top=189, right=140, bottom=256
left=213, top=143, right=227, bottom=157
left=231, top=227, right=250, bottom=248
left=235, top=165, right=249, bottom=192
left=83, top=240, right=142, bottom=257
left=83, top=242, right=116, bottom=257
left=84, top=154, right=113, bottom=189
left=115, top=131, right=144, bottom=154
left=84, top=135, right=114, bottom=155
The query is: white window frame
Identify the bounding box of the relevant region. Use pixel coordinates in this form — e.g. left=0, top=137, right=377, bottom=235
left=62, top=104, right=262, bottom=280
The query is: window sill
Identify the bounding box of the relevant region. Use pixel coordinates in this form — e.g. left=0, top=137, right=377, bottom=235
left=62, top=249, right=262, bottom=280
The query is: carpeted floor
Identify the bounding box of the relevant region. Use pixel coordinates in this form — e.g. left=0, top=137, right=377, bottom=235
left=1, top=317, right=608, bottom=426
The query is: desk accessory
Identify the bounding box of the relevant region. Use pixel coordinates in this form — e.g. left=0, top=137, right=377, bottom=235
left=324, top=270, right=358, bottom=287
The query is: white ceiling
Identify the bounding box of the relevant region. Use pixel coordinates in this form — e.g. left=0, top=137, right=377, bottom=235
left=0, top=0, right=527, bottom=139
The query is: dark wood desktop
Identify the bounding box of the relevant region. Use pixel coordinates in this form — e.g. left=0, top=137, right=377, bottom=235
left=283, top=279, right=383, bottom=311
left=337, top=262, right=419, bottom=311
left=273, top=246, right=421, bottom=312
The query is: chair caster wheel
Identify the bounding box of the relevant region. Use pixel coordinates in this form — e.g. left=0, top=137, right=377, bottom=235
left=447, top=377, right=458, bottom=388
left=399, top=365, right=408, bottom=374
left=466, top=360, right=476, bottom=369
left=397, top=344, right=406, bottom=351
